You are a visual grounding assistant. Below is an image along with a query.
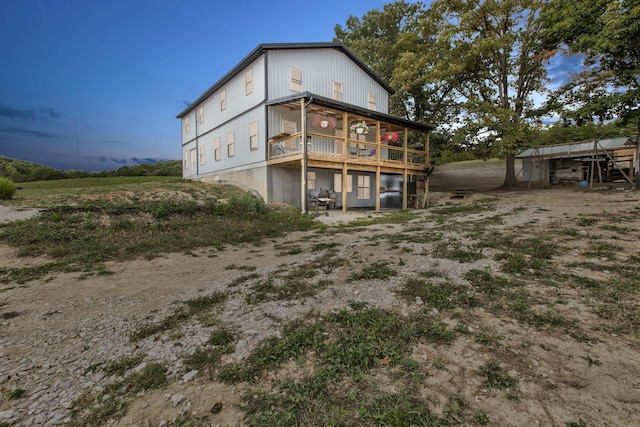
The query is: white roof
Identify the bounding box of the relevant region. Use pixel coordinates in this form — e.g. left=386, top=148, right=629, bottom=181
left=517, top=136, right=637, bottom=158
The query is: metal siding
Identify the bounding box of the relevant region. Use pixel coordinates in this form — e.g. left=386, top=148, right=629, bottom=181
left=183, top=56, right=268, bottom=180
left=194, top=56, right=266, bottom=133
left=267, top=49, right=389, bottom=111
left=195, top=105, right=267, bottom=177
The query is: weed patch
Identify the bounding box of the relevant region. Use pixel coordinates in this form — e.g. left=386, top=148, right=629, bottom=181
left=69, top=362, right=167, bottom=426
left=478, top=360, right=517, bottom=390
left=131, top=292, right=227, bottom=341
left=348, top=262, right=397, bottom=281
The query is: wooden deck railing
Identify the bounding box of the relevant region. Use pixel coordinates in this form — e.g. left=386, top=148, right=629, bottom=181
left=268, top=133, right=427, bottom=168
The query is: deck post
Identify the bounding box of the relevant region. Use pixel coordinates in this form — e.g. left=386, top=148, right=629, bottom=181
left=301, top=99, right=308, bottom=213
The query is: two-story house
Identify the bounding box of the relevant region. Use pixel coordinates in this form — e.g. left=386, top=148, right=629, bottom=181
left=176, top=42, right=434, bottom=212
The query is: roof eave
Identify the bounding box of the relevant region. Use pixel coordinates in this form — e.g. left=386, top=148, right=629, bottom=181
left=266, top=92, right=434, bottom=132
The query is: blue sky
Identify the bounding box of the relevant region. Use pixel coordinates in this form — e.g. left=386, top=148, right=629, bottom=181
left=0, top=0, right=396, bottom=171
left=1, top=1, right=579, bottom=171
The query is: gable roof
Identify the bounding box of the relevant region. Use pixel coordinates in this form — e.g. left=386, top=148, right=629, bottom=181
left=176, top=42, right=394, bottom=119
left=266, top=92, right=435, bottom=133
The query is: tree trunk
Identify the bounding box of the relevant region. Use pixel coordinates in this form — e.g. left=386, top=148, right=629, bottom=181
left=503, top=153, right=517, bottom=187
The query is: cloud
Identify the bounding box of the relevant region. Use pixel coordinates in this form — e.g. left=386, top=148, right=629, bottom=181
left=546, top=54, right=585, bottom=89
left=0, top=104, right=61, bottom=122
left=102, top=139, right=127, bottom=145
left=0, top=125, right=61, bottom=139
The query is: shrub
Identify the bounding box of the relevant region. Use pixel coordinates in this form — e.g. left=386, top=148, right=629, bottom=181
left=0, top=177, right=17, bottom=199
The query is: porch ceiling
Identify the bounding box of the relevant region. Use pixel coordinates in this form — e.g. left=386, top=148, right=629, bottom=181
left=265, top=92, right=434, bottom=133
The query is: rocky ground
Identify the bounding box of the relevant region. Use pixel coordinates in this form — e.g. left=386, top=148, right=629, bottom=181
left=1, top=164, right=639, bottom=426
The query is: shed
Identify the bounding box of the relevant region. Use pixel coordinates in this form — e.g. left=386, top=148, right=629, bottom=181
left=516, top=136, right=638, bottom=185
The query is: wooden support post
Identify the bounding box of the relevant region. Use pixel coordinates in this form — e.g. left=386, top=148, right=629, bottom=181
left=342, top=163, right=348, bottom=213
left=402, top=169, right=408, bottom=210
left=423, top=132, right=430, bottom=208
left=301, top=99, right=308, bottom=213
left=590, top=140, right=596, bottom=188
left=375, top=165, right=381, bottom=212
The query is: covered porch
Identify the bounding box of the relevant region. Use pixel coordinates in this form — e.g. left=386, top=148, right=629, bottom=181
left=265, top=93, right=434, bottom=213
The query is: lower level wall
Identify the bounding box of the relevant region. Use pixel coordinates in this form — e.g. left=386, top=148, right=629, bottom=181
left=199, top=164, right=269, bottom=201
left=268, top=167, right=302, bottom=207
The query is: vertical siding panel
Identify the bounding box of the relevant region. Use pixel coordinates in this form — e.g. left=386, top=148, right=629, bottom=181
left=267, top=49, right=390, bottom=112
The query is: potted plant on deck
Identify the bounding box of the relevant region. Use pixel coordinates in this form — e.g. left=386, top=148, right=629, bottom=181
left=313, top=113, right=337, bottom=129
left=350, top=121, right=369, bottom=135
left=381, top=131, right=399, bottom=143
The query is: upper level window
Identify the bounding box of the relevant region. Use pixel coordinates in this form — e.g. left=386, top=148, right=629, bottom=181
left=249, top=120, right=258, bottom=150
left=184, top=117, right=190, bottom=133
left=220, top=89, right=226, bottom=111
left=290, top=68, right=302, bottom=92
left=198, top=107, right=204, bottom=124
left=333, top=81, right=343, bottom=101
left=283, top=119, right=297, bottom=135
left=368, top=93, right=376, bottom=111
left=245, top=69, right=253, bottom=95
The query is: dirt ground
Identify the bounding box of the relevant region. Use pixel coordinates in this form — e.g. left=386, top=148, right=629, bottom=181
left=1, top=164, right=640, bottom=426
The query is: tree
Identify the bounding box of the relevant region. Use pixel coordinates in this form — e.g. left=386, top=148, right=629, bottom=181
left=395, top=0, right=549, bottom=186
left=334, top=1, right=458, bottom=128
left=539, top=0, right=640, bottom=135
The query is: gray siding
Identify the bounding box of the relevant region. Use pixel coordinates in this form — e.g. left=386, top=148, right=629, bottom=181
left=266, top=49, right=389, bottom=112
left=181, top=55, right=267, bottom=180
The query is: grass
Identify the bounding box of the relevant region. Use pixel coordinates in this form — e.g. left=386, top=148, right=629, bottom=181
left=131, top=292, right=227, bottom=341
left=218, top=304, right=458, bottom=425
left=0, top=178, right=319, bottom=283
left=478, top=360, right=517, bottom=390
left=348, top=262, right=398, bottom=281
left=3, top=177, right=640, bottom=425
left=68, top=361, right=167, bottom=426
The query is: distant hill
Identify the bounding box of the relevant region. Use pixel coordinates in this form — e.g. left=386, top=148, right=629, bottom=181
left=0, top=156, right=182, bottom=182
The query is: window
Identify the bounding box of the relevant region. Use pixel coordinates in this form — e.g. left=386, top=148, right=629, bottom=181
left=307, top=171, right=316, bottom=190
left=214, top=137, right=221, bottom=161
left=290, top=68, right=302, bottom=92
left=368, top=93, right=376, bottom=111
left=199, top=144, right=205, bottom=165
left=190, top=148, right=197, bottom=172
left=198, top=107, right=204, bottom=124
left=227, top=132, right=234, bottom=157
left=333, top=173, right=342, bottom=192
left=249, top=120, right=258, bottom=150
left=245, top=69, right=253, bottom=95
left=220, top=89, right=226, bottom=111
left=184, top=117, right=190, bottom=133
left=334, top=173, right=353, bottom=192
left=183, top=151, right=189, bottom=170
left=283, top=119, right=297, bottom=134
left=333, top=81, right=343, bottom=101
left=357, top=175, right=370, bottom=199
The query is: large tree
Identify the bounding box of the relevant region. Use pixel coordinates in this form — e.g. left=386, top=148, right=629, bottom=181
left=539, top=0, right=640, bottom=135
left=334, top=1, right=458, bottom=128
left=396, top=0, right=549, bottom=186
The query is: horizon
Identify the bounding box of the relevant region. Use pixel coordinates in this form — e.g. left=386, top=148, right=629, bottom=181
left=0, top=0, right=396, bottom=172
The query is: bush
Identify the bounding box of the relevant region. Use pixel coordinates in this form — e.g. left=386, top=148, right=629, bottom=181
left=0, top=177, right=17, bottom=199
